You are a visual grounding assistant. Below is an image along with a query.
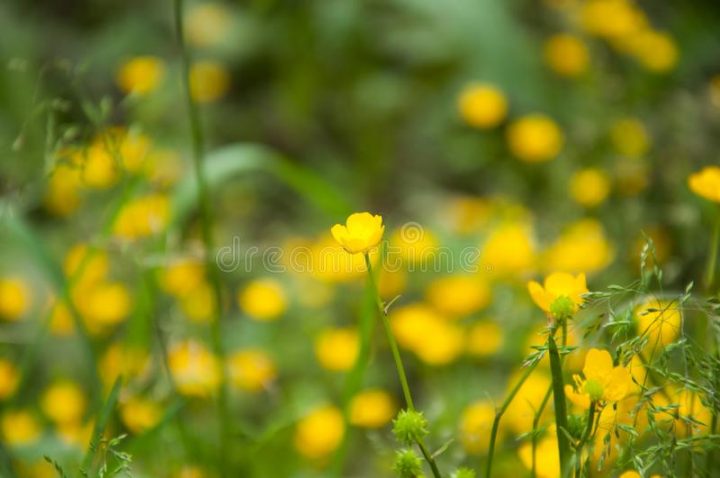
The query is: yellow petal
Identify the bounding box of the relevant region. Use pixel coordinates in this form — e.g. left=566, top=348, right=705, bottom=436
left=582, top=348, right=614, bottom=383
left=528, top=281, right=551, bottom=312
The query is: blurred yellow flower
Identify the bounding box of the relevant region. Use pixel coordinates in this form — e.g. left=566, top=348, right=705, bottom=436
left=56, top=421, right=93, bottom=448
left=314, top=327, right=359, bottom=372
left=331, top=212, right=384, bottom=255
left=294, top=405, right=344, bottom=459
left=466, top=321, right=503, bottom=358
left=480, top=221, right=536, bottom=277
left=76, top=282, right=132, bottom=333
left=634, top=299, right=680, bottom=352
left=448, top=196, right=494, bottom=235
left=389, top=226, right=438, bottom=265
left=114, top=128, right=152, bottom=173
left=120, top=397, right=162, bottom=434
left=160, top=259, right=205, bottom=297
left=64, top=243, right=109, bottom=286
left=457, top=83, right=508, bottom=129
left=116, top=56, right=165, bottom=95
left=390, top=304, right=463, bottom=365
left=618, top=472, right=640, bottom=478
left=688, top=166, right=720, bottom=203
left=349, top=389, right=396, bottom=428
left=580, top=0, right=646, bottom=39
left=41, top=381, right=87, bottom=425
left=505, top=371, right=552, bottom=432
left=185, top=2, right=232, bottom=47
left=507, top=114, right=564, bottom=163
left=611, top=117, right=650, bottom=158
left=180, top=281, right=216, bottom=323
left=459, top=400, right=496, bottom=454
left=1, top=410, right=41, bottom=446
left=177, top=466, right=207, bottom=478
left=144, top=148, right=184, bottom=187
left=99, top=343, right=150, bottom=387
left=80, top=143, right=118, bottom=189
left=238, top=278, right=287, bottom=321
left=528, top=272, right=588, bottom=315
left=544, top=34, right=589, bottom=77
left=519, top=435, right=559, bottom=478
left=624, top=30, right=679, bottom=73
left=189, top=61, right=230, bottom=103
left=227, top=348, right=276, bottom=392
left=168, top=340, right=221, bottom=398
left=425, top=275, right=491, bottom=317
left=566, top=348, right=633, bottom=407
left=675, top=388, right=712, bottom=436
left=0, top=359, right=19, bottom=399
left=0, top=277, right=30, bottom=321
left=45, top=160, right=83, bottom=216
left=569, top=168, right=611, bottom=207
left=309, top=236, right=372, bottom=283
left=113, top=194, right=170, bottom=240
left=542, top=219, right=614, bottom=274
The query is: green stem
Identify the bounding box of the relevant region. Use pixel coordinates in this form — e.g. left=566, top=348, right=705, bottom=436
left=548, top=326, right=571, bottom=477
left=486, top=359, right=541, bottom=478
left=706, top=211, right=720, bottom=291
left=578, top=401, right=596, bottom=450
left=172, top=0, right=229, bottom=473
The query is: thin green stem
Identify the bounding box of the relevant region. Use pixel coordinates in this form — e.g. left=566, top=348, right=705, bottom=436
left=578, top=401, right=596, bottom=449
left=705, top=211, right=720, bottom=291
left=486, top=359, right=541, bottom=478
left=548, top=326, right=571, bottom=477
left=172, top=0, right=229, bottom=474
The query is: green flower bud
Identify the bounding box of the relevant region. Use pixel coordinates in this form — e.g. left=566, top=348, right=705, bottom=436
left=549, top=295, right=575, bottom=320
left=392, top=409, right=429, bottom=445
left=393, top=448, right=423, bottom=478
left=583, top=379, right=604, bottom=402
left=452, top=467, right=477, bottom=478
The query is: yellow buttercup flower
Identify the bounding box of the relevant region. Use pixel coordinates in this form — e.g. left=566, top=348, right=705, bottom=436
left=76, top=281, right=132, bottom=333
left=0, top=359, right=19, bottom=399
left=519, top=435, right=559, bottom=478
left=611, top=117, right=650, bottom=158
left=634, top=299, right=681, bottom=352
left=542, top=219, right=614, bottom=275
left=56, top=421, right=93, bottom=448
left=309, top=235, right=372, bottom=283
left=99, top=343, right=150, bottom=387
left=314, top=327, right=359, bottom=372
left=459, top=400, right=496, bottom=454
left=390, top=304, right=463, bottom=365
left=45, top=160, right=83, bottom=216
left=64, top=243, right=109, bottom=286
left=41, top=381, right=87, bottom=425
left=167, top=340, right=221, bottom=398
left=113, top=194, right=170, bottom=240
left=544, top=34, right=589, bottom=77
left=527, top=272, right=588, bottom=316
left=466, top=320, right=504, bottom=357
left=389, top=226, right=438, bottom=265
left=624, top=29, right=679, bottom=73
left=349, top=389, right=396, bottom=428
left=457, top=83, right=508, bottom=129
left=189, top=61, right=230, bottom=103
left=294, top=405, right=344, bottom=459
left=331, top=212, right=384, bottom=255
left=425, top=275, right=491, bottom=317
left=120, top=397, right=162, bottom=434
left=688, top=166, right=720, bottom=203
left=116, top=56, right=165, bottom=95
left=504, top=371, right=552, bottom=432
left=79, top=142, right=118, bottom=189
left=160, top=259, right=205, bottom=297
left=569, top=168, right=611, bottom=207
left=566, top=348, right=633, bottom=407
left=480, top=221, right=537, bottom=277
left=580, top=0, right=646, bottom=39
left=0, top=277, right=30, bottom=321
left=1, top=410, right=41, bottom=446
left=227, top=348, right=276, bottom=392
left=238, top=278, right=287, bottom=321
left=507, top=114, right=564, bottom=163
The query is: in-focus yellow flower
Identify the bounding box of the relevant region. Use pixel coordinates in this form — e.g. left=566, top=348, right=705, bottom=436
left=459, top=400, right=496, bottom=454
left=113, top=194, right=170, bottom=240
left=457, top=83, right=508, bottom=129
left=180, top=281, right=216, bottom=323
left=294, top=405, right=344, bottom=459
left=120, top=397, right=162, bottom=434
left=331, top=212, right=384, bottom=255
left=425, top=275, right=491, bottom=317
left=160, top=259, right=205, bottom=297
left=189, top=61, right=230, bottom=103
left=466, top=321, right=504, bottom=357
left=688, top=166, right=720, bottom=203
left=611, top=117, right=650, bottom=158
left=519, top=435, right=559, bottom=478
left=569, top=168, right=611, bottom=207
left=390, top=304, right=463, bottom=365
left=227, top=348, right=276, bottom=392
left=0, top=359, right=19, bottom=399
left=0, top=277, right=30, bottom=321
left=168, top=340, right=221, bottom=398
left=566, top=348, right=633, bottom=407
left=116, top=56, right=165, bottom=95
left=544, top=34, right=589, bottom=77
left=41, top=381, right=86, bottom=425
left=634, top=299, right=681, bottom=352
left=185, top=2, right=233, bottom=47
left=528, top=272, right=588, bottom=316
left=349, top=389, right=396, bottom=428
left=507, top=114, right=564, bottom=163
left=1, top=410, right=41, bottom=446
left=542, top=219, right=614, bottom=275
left=238, top=278, right=287, bottom=321
left=314, top=327, right=359, bottom=372
left=480, top=221, right=536, bottom=277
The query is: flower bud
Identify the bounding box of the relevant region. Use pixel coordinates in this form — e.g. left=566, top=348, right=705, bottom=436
left=549, top=295, right=575, bottom=320
left=393, top=448, right=423, bottom=478
left=392, top=409, right=429, bottom=445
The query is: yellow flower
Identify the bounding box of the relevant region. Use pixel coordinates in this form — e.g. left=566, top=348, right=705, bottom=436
left=227, top=348, right=276, bottom=392
left=675, top=388, right=712, bottom=436
left=688, top=166, right=720, bottom=203
left=116, top=56, right=165, bottom=95
left=64, top=243, right=109, bottom=286
left=314, top=327, right=359, bottom=372
left=624, top=30, right=679, bottom=73
left=180, top=281, right=216, bottom=323
left=480, top=221, right=536, bottom=277
left=527, top=272, right=588, bottom=315
left=507, top=114, right=564, bottom=163
left=542, top=219, right=614, bottom=275
left=466, top=321, right=504, bottom=357
left=1, top=410, right=41, bottom=446
left=543, top=34, right=589, bottom=77
left=519, top=435, right=559, bottom=478
left=634, top=299, right=681, bottom=353
left=0, top=277, right=30, bottom=321
left=45, top=160, right=83, bottom=216
left=580, top=0, right=646, bottom=39
left=0, top=359, right=19, bottom=399
left=160, top=259, right=205, bottom=297
left=79, top=143, right=118, bottom=189
left=185, top=2, right=233, bottom=47
left=120, top=397, right=162, bottom=434
left=41, top=381, right=87, bottom=425
left=457, top=83, right=508, bottom=129
left=189, top=61, right=230, bottom=103
left=566, top=348, right=633, bottom=406
left=176, top=466, right=207, bottom=478
left=425, top=275, right=491, bottom=317
left=309, top=235, right=374, bottom=283
left=619, top=472, right=641, bottom=478
left=294, top=405, right=344, bottom=459
left=349, top=389, right=396, bottom=428
left=76, top=282, right=132, bottom=333
left=390, top=304, right=463, bottom=365
left=389, top=225, right=439, bottom=265
left=113, top=194, right=170, bottom=240
left=504, top=371, right=552, bottom=432
left=56, top=421, right=93, bottom=448
left=331, top=212, right=384, bottom=255
left=113, top=128, right=152, bottom=172
left=168, top=340, right=221, bottom=398
left=569, top=168, right=611, bottom=207
left=99, top=343, right=150, bottom=387
left=238, top=278, right=287, bottom=321
left=459, top=400, right=496, bottom=454
left=611, top=117, right=650, bottom=158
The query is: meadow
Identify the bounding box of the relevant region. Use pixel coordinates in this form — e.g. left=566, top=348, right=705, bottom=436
left=1, top=0, right=720, bottom=477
